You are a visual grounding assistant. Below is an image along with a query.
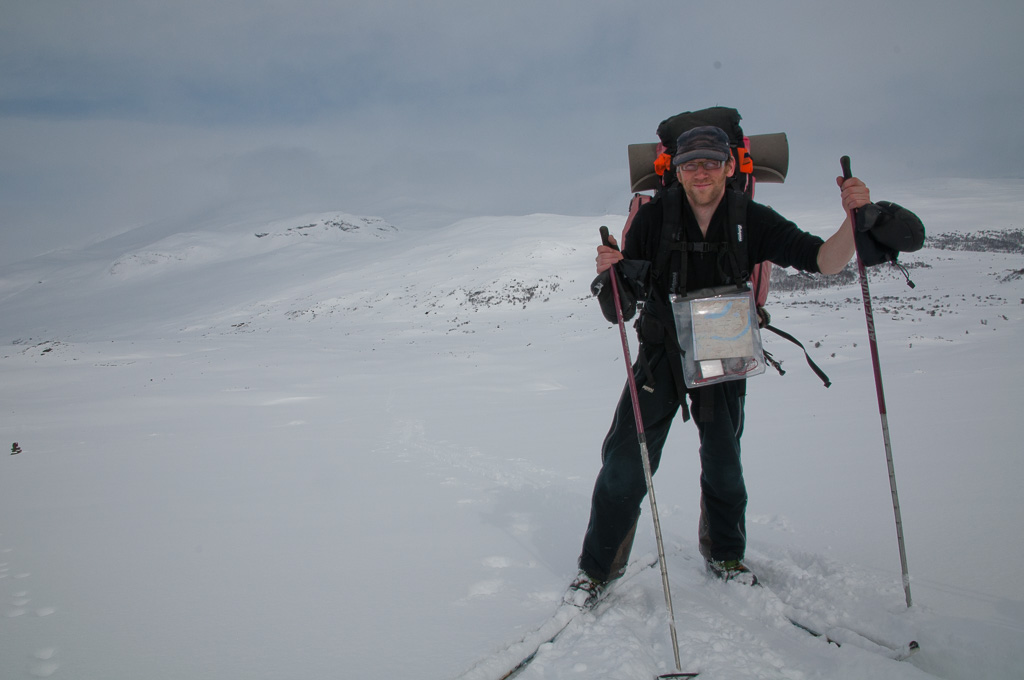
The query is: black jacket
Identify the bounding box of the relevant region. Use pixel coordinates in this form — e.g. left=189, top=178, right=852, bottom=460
left=624, top=189, right=825, bottom=308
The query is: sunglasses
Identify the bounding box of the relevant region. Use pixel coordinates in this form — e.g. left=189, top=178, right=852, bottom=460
left=677, top=159, right=726, bottom=172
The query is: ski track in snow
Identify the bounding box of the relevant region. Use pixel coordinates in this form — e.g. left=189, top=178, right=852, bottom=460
left=2, top=208, right=1023, bottom=679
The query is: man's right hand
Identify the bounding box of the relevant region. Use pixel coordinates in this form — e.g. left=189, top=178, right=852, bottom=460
left=596, top=233, right=624, bottom=274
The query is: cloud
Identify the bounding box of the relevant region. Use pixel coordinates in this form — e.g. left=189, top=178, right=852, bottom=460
left=1, top=0, right=1022, bottom=264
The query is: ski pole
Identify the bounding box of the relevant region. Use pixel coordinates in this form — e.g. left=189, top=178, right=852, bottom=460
left=599, top=227, right=697, bottom=679
left=840, top=157, right=913, bottom=608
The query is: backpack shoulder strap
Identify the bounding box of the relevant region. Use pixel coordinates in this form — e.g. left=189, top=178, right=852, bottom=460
left=724, top=189, right=751, bottom=284
left=652, top=185, right=685, bottom=296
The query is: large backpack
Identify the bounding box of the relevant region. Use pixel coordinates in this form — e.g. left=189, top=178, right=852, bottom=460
left=623, top=106, right=787, bottom=309
left=623, top=106, right=830, bottom=387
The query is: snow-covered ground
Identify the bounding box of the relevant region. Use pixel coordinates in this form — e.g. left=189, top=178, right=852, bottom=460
left=2, top=186, right=1023, bottom=679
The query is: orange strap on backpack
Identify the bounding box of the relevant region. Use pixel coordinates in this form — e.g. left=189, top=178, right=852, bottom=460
left=736, top=147, right=754, bottom=174
left=653, top=152, right=673, bottom=177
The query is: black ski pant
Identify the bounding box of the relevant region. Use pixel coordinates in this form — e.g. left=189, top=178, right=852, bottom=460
left=578, top=342, right=747, bottom=583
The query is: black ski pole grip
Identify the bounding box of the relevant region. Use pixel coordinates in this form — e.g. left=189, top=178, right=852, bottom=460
left=599, top=226, right=619, bottom=251
left=840, top=156, right=860, bottom=227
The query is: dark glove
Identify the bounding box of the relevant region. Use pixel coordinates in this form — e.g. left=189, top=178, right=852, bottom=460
left=854, top=201, right=925, bottom=266
left=591, top=260, right=650, bottom=323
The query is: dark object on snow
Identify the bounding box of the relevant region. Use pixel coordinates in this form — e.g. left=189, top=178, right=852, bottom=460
left=11, top=442, right=22, bottom=455
left=854, top=201, right=925, bottom=266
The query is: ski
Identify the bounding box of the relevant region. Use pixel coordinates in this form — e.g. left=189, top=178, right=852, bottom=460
left=455, top=593, right=601, bottom=680
left=455, top=556, right=699, bottom=680
left=786, top=614, right=920, bottom=661
left=747, top=577, right=919, bottom=661
left=490, top=601, right=699, bottom=680
left=494, top=603, right=578, bottom=680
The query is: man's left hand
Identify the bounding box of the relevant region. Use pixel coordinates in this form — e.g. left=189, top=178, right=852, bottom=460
left=836, top=176, right=871, bottom=213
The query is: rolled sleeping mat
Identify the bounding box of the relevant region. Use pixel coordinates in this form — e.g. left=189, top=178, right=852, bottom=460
left=627, top=132, right=789, bottom=194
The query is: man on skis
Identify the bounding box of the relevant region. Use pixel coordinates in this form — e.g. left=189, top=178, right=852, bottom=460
left=567, top=125, right=871, bottom=606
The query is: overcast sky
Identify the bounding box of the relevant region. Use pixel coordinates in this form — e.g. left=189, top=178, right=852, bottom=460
left=2, top=0, right=1022, bottom=264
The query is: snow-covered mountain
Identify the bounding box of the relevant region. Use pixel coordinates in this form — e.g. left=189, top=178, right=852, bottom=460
left=2, top=204, right=1022, bottom=679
